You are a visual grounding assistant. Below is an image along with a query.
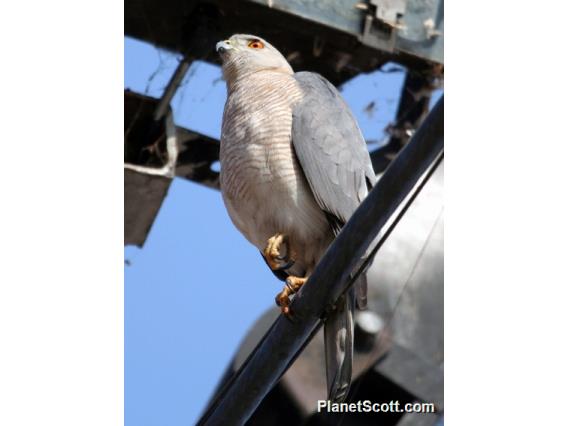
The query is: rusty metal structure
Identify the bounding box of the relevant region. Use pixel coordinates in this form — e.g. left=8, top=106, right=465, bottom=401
left=125, top=1, right=444, bottom=424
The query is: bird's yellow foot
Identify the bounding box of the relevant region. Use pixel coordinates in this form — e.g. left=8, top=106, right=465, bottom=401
left=263, top=233, right=295, bottom=271
left=275, top=276, right=307, bottom=315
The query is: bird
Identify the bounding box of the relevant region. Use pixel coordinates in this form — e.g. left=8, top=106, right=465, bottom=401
left=216, top=34, right=376, bottom=403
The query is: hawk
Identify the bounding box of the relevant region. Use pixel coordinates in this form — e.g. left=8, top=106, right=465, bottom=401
left=216, top=34, right=376, bottom=403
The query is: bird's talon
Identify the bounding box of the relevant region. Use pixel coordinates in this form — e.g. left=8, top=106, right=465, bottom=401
left=274, top=276, right=307, bottom=316
left=275, top=290, right=289, bottom=307
left=286, top=276, right=307, bottom=293
left=264, top=233, right=295, bottom=271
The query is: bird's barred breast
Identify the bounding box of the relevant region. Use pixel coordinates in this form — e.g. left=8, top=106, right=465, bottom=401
left=220, top=72, right=331, bottom=264
left=220, top=74, right=301, bottom=202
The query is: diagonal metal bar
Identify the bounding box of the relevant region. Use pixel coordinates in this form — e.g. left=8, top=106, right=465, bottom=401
left=153, top=56, right=192, bottom=122
left=198, top=97, right=444, bottom=426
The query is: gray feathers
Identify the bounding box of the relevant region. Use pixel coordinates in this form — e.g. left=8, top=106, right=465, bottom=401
left=324, top=290, right=356, bottom=403
left=291, top=72, right=376, bottom=402
left=291, top=72, right=376, bottom=226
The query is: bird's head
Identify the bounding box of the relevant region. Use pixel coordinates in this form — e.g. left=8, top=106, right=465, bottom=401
left=216, top=34, right=293, bottom=85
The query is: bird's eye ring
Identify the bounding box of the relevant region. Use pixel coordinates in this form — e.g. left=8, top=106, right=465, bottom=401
left=248, top=40, right=264, bottom=49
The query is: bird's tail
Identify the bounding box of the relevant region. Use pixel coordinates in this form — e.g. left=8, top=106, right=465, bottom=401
left=324, top=283, right=356, bottom=403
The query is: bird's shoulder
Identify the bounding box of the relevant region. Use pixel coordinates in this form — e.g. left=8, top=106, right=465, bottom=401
left=293, top=71, right=340, bottom=100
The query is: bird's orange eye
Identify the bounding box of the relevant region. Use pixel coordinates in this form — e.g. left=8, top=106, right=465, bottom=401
left=248, top=40, right=264, bottom=49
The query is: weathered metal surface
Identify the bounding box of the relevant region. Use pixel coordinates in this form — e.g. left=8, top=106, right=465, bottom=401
left=371, top=65, right=442, bottom=173
left=153, top=57, right=193, bottom=122
left=397, top=411, right=441, bottom=426
left=371, top=0, right=407, bottom=27
left=124, top=91, right=221, bottom=245
left=395, top=0, right=444, bottom=63
left=175, top=127, right=220, bottom=189
left=125, top=0, right=443, bottom=87
left=124, top=91, right=173, bottom=246
left=124, top=169, right=171, bottom=246
left=125, top=90, right=220, bottom=186
left=124, top=90, right=169, bottom=169
left=248, top=0, right=364, bottom=35
left=365, top=157, right=444, bottom=421
left=367, top=162, right=443, bottom=371
left=375, top=342, right=443, bottom=410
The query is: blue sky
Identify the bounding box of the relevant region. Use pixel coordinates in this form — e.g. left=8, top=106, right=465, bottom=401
left=124, top=35, right=418, bottom=425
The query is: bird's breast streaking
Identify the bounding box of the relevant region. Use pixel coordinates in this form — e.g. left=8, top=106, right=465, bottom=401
left=220, top=71, right=332, bottom=277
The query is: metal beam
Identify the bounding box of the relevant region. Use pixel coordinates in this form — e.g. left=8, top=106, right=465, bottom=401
left=371, top=66, right=442, bottom=173
left=125, top=0, right=443, bottom=87
left=153, top=56, right=193, bottom=122
left=197, top=97, right=443, bottom=426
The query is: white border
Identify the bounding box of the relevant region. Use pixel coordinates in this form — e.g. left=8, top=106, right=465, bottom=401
left=0, top=1, right=123, bottom=425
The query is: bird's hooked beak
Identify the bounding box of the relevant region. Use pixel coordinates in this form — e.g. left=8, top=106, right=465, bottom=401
left=216, top=40, right=235, bottom=56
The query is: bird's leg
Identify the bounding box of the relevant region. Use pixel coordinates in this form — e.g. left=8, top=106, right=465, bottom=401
left=263, top=233, right=295, bottom=271
left=275, top=276, right=307, bottom=315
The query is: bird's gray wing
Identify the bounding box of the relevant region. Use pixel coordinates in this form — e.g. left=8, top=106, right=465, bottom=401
left=291, top=72, right=376, bottom=402
left=291, top=72, right=376, bottom=227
